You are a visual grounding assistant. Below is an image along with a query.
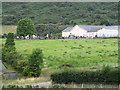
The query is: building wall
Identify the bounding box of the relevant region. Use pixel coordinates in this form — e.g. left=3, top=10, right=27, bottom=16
left=70, top=25, right=87, bottom=37
left=86, top=32, right=97, bottom=38
left=97, top=28, right=118, bottom=37
left=3, top=73, right=16, bottom=80
left=62, top=26, right=118, bottom=38
left=62, top=25, right=87, bottom=37
left=62, top=31, right=71, bottom=37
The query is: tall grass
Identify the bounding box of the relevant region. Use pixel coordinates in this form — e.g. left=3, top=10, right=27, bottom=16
left=3, top=76, right=50, bottom=85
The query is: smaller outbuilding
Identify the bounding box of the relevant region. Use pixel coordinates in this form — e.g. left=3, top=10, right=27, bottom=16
left=0, top=70, right=16, bottom=80
left=0, top=60, right=16, bottom=80
left=97, top=26, right=118, bottom=38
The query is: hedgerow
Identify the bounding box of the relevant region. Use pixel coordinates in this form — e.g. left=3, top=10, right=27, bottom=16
left=51, top=66, right=119, bottom=84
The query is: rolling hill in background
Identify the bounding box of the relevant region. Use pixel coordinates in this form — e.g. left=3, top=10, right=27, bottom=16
left=2, top=2, right=118, bottom=26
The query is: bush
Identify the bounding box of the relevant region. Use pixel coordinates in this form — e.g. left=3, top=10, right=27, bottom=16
left=51, top=67, right=119, bottom=84
left=2, top=33, right=19, bottom=68
left=24, top=48, right=43, bottom=77
left=16, top=59, right=29, bottom=72
left=5, top=33, right=15, bottom=48
left=59, top=64, right=74, bottom=69
left=2, top=47, right=18, bottom=66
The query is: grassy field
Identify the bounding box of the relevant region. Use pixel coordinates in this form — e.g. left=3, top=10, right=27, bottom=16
left=1, top=25, right=17, bottom=35
left=2, top=38, right=118, bottom=69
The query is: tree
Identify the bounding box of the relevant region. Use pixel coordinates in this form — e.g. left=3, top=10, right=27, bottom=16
left=27, top=48, right=43, bottom=77
left=35, top=24, right=61, bottom=36
left=63, top=18, right=70, bottom=25
left=17, top=59, right=29, bottom=73
left=2, top=47, right=18, bottom=66
left=17, top=18, right=35, bottom=38
left=35, top=24, right=46, bottom=36
left=100, top=20, right=111, bottom=26
left=53, top=33, right=62, bottom=38
left=2, top=33, right=18, bottom=67
left=5, top=33, right=15, bottom=48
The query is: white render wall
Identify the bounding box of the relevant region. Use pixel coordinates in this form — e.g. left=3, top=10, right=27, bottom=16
left=97, top=28, right=118, bottom=37
left=62, top=31, right=71, bottom=37
left=62, top=25, right=96, bottom=38
left=86, top=32, right=97, bottom=38
left=62, top=25, right=87, bottom=37
left=70, top=25, right=87, bottom=37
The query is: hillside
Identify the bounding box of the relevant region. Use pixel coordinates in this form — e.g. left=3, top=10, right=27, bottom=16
left=2, top=2, right=118, bottom=26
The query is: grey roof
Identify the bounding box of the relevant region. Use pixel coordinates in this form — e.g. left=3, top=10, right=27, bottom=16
left=62, top=25, right=119, bottom=32
left=78, top=25, right=104, bottom=32
left=0, top=60, right=7, bottom=75
left=62, top=27, right=73, bottom=32
left=104, top=26, right=118, bottom=30
left=0, top=60, right=7, bottom=71
left=0, top=60, right=16, bottom=75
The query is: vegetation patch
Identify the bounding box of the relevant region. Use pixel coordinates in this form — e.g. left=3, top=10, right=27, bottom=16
left=2, top=2, right=118, bottom=26
left=3, top=76, right=50, bottom=85
left=51, top=66, right=120, bottom=84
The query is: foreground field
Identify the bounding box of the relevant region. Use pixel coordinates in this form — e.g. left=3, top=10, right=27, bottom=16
left=2, top=38, right=118, bottom=68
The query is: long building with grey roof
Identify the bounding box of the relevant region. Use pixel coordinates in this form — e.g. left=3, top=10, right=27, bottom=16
left=62, top=25, right=118, bottom=38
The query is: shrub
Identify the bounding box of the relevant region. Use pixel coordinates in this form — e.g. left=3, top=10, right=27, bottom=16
left=24, top=48, right=43, bottom=77
left=5, top=33, right=15, bottom=48
left=2, top=33, right=19, bottom=68
left=59, top=64, right=74, bottom=69
left=2, top=47, right=18, bottom=67
left=16, top=59, right=29, bottom=72
left=51, top=67, right=119, bottom=84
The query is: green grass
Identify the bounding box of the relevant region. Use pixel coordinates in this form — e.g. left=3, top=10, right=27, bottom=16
left=2, top=38, right=118, bottom=69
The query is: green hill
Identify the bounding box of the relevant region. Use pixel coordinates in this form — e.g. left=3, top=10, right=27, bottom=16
left=2, top=2, right=118, bottom=25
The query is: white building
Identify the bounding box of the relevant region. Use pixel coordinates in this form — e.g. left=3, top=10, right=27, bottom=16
left=62, top=25, right=103, bottom=38
left=62, top=27, right=74, bottom=37
left=62, top=25, right=118, bottom=38
left=96, top=26, right=118, bottom=37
